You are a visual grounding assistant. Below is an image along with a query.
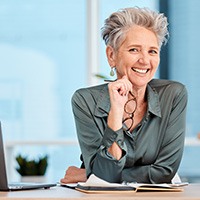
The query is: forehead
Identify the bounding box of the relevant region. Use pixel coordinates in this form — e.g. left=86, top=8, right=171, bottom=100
left=121, top=25, right=159, bottom=48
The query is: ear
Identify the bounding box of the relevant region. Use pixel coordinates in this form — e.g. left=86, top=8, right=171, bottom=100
left=106, top=45, right=116, bottom=67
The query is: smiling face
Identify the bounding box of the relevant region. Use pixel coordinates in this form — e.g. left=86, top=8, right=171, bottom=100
left=107, top=25, right=160, bottom=90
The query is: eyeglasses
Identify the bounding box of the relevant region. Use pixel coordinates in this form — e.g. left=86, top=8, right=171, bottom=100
left=122, top=92, right=137, bottom=131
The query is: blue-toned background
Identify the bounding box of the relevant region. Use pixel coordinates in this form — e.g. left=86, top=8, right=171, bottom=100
left=0, top=0, right=200, bottom=182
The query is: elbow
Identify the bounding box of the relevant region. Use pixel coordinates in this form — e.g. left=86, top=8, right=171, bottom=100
left=149, top=165, right=176, bottom=183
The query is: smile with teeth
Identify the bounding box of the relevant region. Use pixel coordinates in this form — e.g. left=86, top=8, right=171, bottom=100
left=132, top=67, right=149, bottom=74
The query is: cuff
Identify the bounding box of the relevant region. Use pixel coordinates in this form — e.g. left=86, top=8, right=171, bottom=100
left=102, top=126, right=125, bottom=150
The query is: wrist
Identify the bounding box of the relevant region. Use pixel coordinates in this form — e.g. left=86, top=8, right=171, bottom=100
left=107, top=109, right=123, bottom=131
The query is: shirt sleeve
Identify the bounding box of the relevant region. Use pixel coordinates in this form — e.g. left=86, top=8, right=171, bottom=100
left=122, top=85, right=188, bottom=183
left=71, top=90, right=127, bottom=183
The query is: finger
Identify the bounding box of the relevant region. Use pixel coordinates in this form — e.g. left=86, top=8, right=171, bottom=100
left=109, top=79, right=129, bottom=97
left=117, top=83, right=127, bottom=96
left=118, top=81, right=130, bottom=96
left=122, top=75, right=133, bottom=93
left=60, top=178, right=69, bottom=183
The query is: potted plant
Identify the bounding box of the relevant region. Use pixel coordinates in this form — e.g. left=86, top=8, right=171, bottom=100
left=15, top=154, right=48, bottom=182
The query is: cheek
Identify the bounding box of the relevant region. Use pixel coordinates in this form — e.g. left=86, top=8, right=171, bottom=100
left=157, top=57, right=160, bottom=66
left=152, top=57, right=160, bottom=69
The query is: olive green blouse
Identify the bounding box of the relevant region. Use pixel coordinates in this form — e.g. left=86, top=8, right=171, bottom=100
left=71, top=79, right=187, bottom=183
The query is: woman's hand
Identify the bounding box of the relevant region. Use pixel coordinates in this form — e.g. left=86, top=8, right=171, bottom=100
left=60, top=166, right=87, bottom=183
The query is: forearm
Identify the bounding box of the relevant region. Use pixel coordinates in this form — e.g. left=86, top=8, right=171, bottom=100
left=107, top=110, right=123, bottom=160
left=108, top=142, right=122, bottom=160
left=122, top=164, right=174, bottom=184
left=92, top=147, right=126, bottom=183
left=121, top=126, right=185, bottom=183
left=90, top=126, right=127, bottom=182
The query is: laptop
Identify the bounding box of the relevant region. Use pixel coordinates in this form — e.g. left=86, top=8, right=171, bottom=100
left=0, top=123, right=57, bottom=191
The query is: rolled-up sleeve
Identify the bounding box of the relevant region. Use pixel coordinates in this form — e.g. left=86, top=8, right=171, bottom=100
left=94, top=126, right=127, bottom=182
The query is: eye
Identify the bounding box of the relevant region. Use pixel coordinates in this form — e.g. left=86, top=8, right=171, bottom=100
left=149, top=49, right=158, bottom=54
left=129, top=48, right=138, bottom=52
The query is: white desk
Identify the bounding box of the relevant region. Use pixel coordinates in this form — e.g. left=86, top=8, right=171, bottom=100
left=0, top=184, right=200, bottom=200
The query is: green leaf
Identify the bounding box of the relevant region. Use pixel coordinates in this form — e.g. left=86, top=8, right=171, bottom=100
left=15, top=154, right=48, bottom=176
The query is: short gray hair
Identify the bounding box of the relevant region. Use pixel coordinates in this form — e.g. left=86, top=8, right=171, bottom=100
left=101, top=7, right=169, bottom=50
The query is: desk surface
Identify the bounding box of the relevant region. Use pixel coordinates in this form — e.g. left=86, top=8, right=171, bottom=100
left=0, top=184, right=200, bottom=200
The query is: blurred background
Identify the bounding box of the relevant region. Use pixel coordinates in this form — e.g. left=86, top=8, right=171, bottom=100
left=0, top=0, right=200, bottom=183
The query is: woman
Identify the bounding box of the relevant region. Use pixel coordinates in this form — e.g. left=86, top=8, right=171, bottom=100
left=61, top=7, right=187, bottom=184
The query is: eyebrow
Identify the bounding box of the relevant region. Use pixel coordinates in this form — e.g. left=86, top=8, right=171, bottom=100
left=127, top=44, right=159, bottom=51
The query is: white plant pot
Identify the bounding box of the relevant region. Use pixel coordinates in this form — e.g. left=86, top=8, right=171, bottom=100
left=21, top=175, right=46, bottom=183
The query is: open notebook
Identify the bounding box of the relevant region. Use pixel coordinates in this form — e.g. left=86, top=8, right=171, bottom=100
left=61, top=174, right=188, bottom=194
left=0, top=122, right=57, bottom=191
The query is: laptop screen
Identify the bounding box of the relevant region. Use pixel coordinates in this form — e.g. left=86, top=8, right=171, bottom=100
left=0, top=122, right=9, bottom=190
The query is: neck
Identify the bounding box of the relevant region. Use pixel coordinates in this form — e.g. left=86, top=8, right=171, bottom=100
left=131, top=86, right=147, bottom=103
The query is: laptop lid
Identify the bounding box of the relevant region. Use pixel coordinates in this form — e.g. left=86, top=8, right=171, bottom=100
left=0, top=122, right=56, bottom=191
left=0, top=122, right=10, bottom=191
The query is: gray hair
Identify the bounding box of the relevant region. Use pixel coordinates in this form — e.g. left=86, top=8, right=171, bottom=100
left=101, top=7, right=169, bottom=50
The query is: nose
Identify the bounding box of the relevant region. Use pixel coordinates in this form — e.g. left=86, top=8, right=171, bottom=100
left=138, top=51, right=150, bottom=65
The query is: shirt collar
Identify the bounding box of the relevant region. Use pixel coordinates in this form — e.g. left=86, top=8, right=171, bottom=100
left=94, top=84, right=110, bottom=117
left=147, top=83, right=162, bottom=117
left=94, top=83, right=162, bottom=118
